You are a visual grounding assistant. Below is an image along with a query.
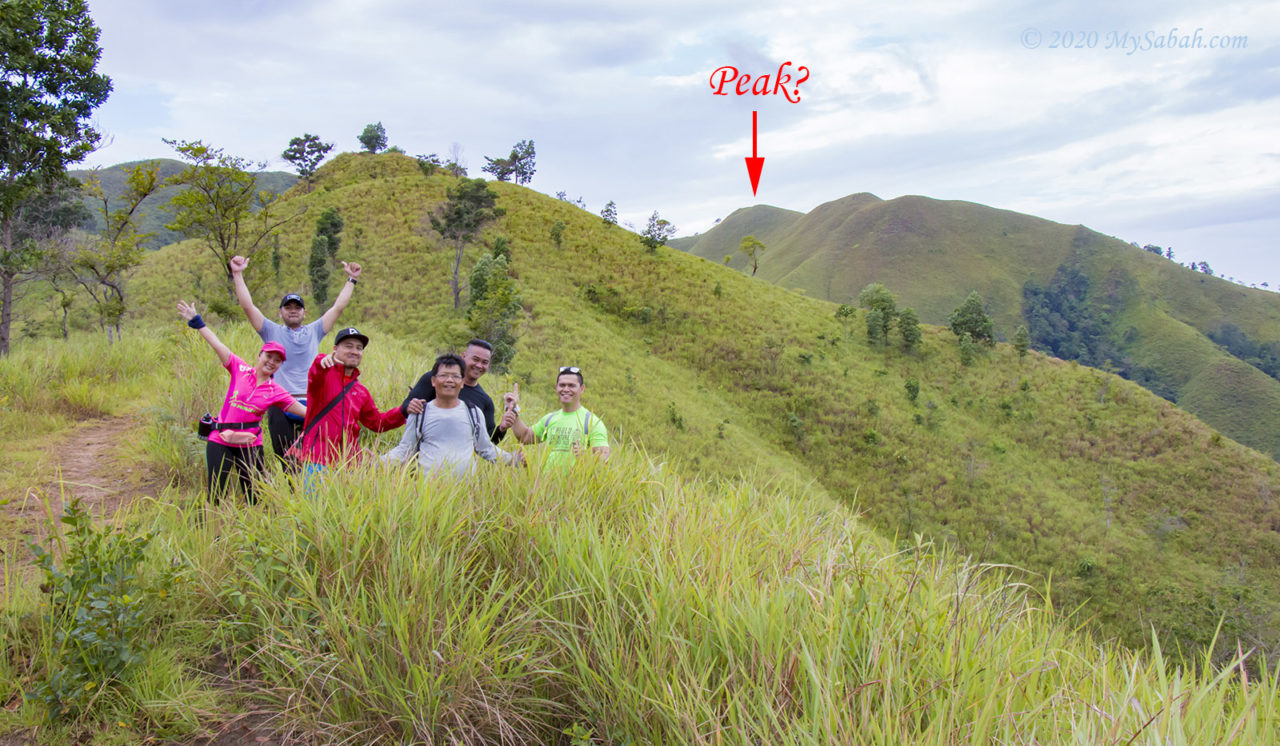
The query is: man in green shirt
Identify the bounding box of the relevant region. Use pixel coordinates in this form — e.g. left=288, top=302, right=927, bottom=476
left=505, top=366, right=610, bottom=467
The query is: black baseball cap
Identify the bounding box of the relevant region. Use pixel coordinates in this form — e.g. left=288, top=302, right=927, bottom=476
left=334, top=327, right=369, bottom=347
left=280, top=293, right=305, bottom=308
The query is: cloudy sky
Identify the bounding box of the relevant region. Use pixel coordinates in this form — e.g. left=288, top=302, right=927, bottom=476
left=83, top=0, right=1279, bottom=285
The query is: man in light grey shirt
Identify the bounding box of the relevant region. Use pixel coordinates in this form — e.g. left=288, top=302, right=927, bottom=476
left=383, top=353, right=523, bottom=477
left=230, top=254, right=361, bottom=465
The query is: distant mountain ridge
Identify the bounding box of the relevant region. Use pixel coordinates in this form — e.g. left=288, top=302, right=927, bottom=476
left=673, top=194, right=1280, bottom=460
left=69, top=158, right=297, bottom=248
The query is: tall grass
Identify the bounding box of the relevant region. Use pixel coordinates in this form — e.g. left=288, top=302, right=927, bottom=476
left=55, top=453, right=1269, bottom=744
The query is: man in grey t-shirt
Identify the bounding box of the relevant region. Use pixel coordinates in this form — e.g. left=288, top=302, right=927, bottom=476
left=383, top=353, right=523, bottom=477
left=229, top=254, right=362, bottom=464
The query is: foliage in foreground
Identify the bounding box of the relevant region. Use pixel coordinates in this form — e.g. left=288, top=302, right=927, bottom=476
left=7, top=454, right=1276, bottom=743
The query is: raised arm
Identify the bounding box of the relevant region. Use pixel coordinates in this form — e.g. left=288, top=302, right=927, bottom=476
left=508, top=414, right=536, bottom=445
left=320, top=261, right=361, bottom=333
left=177, top=300, right=232, bottom=367
left=229, top=256, right=266, bottom=332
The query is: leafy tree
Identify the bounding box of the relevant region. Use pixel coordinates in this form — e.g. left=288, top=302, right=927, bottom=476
left=358, top=122, right=387, bottom=153
left=164, top=139, right=302, bottom=299
left=1197, top=261, right=1213, bottom=275
left=8, top=178, right=89, bottom=343
left=308, top=207, right=344, bottom=303
left=865, top=308, right=886, bottom=346
left=482, top=139, right=536, bottom=184
left=858, top=283, right=897, bottom=343
left=1013, top=324, right=1031, bottom=359
left=739, top=235, right=766, bottom=276
left=481, top=153, right=515, bottom=182
left=958, top=331, right=978, bottom=366
left=415, top=153, right=442, bottom=177
left=949, top=290, right=994, bottom=346
left=308, top=235, right=330, bottom=305
left=0, top=0, right=111, bottom=355
left=490, top=235, right=511, bottom=261
left=315, top=207, right=344, bottom=264
left=898, top=307, right=922, bottom=351
left=281, top=133, right=333, bottom=186
left=1166, top=247, right=1175, bottom=260
left=429, top=177, right=505, bottom=309
left=601, top=200, right=617, bottom=227
left=549, top=220, right=565, bottom=249
left=75, top=163, right=161, bottom=341
left=467, top=253, right=521, bottom=372
left=640, top=211, right=675, bottom=253
left=511, top=139, right=535, bottom=185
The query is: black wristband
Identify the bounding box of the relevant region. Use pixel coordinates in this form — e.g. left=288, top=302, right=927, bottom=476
left=347, top=277, right=358, bottom=284
left=188, top=315, right=206, bottom=330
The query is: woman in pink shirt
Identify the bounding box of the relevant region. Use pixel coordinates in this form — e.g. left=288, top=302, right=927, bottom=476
left=177, top=300, right=306, bottom=503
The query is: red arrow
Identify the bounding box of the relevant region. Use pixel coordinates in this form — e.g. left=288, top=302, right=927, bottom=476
left=745, top=110, right=764, bottom=195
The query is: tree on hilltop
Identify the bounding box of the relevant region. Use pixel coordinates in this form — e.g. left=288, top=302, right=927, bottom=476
left=0, top=0, right=111, bottom=355
left=482, top=139, right=536, bottom=185
left=429, top=178, right=505, bottom=309
left=282, top=133, right=334, bottom=186
left=358, top=122, right=387, bottom=153
left=601, top=200, right=618, bottom=227
left=739, top=235, right=766, bottom=276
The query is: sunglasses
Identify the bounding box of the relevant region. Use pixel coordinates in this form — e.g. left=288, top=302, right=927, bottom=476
left=559, top=366, right=581, bottom=374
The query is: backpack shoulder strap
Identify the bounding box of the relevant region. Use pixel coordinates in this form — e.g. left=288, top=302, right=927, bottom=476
left=582, top=410, right=592, bottom=436
left=464, top=399, right=482, bottom=444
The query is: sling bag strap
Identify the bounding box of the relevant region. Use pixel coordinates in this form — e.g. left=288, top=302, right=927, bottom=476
left=298, top=378, right=359, bottom=444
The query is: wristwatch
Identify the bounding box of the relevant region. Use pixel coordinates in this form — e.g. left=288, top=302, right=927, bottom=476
left=347, top=277, right=358, bottom=284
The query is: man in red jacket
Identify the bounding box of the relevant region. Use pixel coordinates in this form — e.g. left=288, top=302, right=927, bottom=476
left=289, top=327, right=424, bottom=488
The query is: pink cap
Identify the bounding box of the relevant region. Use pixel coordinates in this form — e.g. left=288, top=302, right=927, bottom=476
left=260, top=342, right=287, bottom=361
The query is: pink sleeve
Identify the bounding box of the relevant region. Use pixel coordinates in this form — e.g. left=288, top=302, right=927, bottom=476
left=271, top=385, right=297, bottom=410
left=225, top=352, right=244, bottom=372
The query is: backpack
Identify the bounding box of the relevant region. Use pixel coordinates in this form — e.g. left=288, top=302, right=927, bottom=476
left=413, top=399, right=483, bottom=454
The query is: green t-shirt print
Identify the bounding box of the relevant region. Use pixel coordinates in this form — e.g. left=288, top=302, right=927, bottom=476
left=531, top=409, right=608, bottom=468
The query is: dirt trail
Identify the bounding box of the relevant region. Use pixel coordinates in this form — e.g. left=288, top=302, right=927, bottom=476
left=3, top=415, right=161, bottom=554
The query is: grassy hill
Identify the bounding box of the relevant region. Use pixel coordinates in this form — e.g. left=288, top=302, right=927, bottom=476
left=674, top=194, right=1280, bottom=461
left=6, top=152, right=1280, bottom=739
left=68, top=158, right=297, bottom=249
left=106, top=153, right=1280, bottom=662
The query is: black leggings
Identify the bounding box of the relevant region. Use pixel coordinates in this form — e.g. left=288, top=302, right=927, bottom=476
left=265, top=404, right=304, bottom=470
left=205, top=441, right=266, bottom=504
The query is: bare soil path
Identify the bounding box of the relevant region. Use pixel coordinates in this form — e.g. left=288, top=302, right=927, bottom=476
left=2, top=415, right=162, bottom=557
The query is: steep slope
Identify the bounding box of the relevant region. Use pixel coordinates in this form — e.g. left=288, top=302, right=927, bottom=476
left=126, top=153, right=1280, bottom=661
left=677, top=193, right=1280, bottom=460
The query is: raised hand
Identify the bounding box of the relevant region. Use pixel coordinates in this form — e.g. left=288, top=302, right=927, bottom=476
left=342, top=261, right=362, bottom=280
left=176, top=300, right=198, bottom=321
left=500, top=409, right=516, bottom=430
left=229, top=255, right=249, bottom=275
left=319, top=351, right=339, bottom=369
left=503, top=382, right=519, bottom=410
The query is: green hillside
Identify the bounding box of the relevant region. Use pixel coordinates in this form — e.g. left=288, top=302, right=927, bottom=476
left=675, top=194, right=1280, bottom=460
left=110, top=152, right=1280, bottom=662
left=68, top=158, right=297, bottom=249
left=7, top=152, right=1280, bottom=739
